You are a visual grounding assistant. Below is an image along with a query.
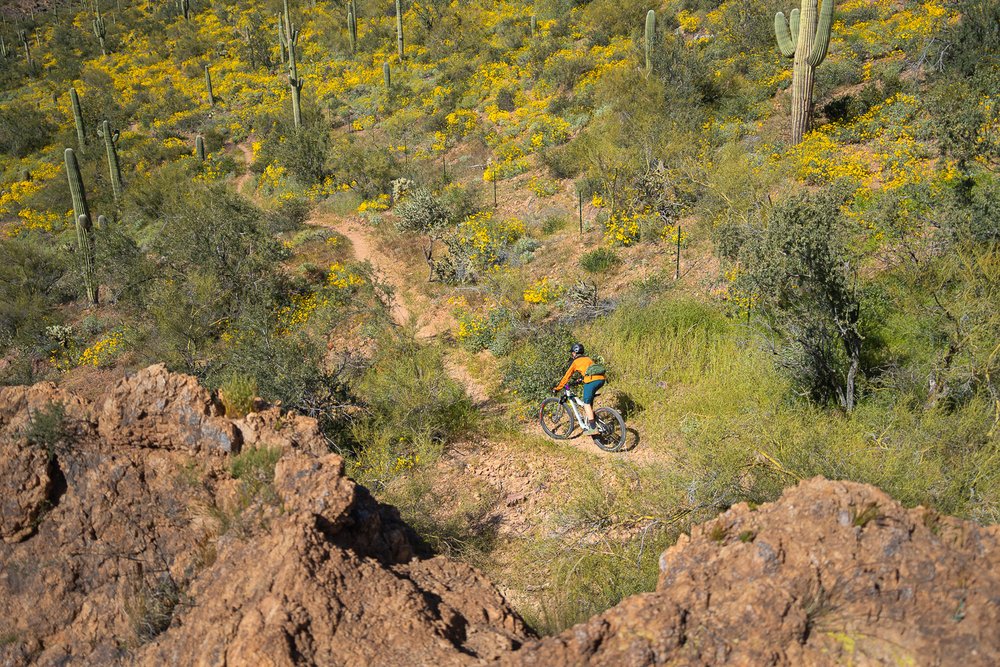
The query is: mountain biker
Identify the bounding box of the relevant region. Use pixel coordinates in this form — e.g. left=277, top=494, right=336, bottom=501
left=553, top=342, right=606, bottom=435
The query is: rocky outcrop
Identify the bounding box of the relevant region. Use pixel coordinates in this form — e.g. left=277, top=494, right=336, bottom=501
left=0, top=366, right=529, bottom=666
left=2, top=366, right=1000, bottom=666
left=97, top=364, right=240, bottom=454
left=506, top=478, right=1000, bottom=666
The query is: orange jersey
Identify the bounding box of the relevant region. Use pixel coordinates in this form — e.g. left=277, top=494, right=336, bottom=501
left=556, top=356, right=606, bottom=389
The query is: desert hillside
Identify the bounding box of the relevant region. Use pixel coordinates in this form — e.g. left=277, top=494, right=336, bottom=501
left=0, top=0, right=998, bottom=662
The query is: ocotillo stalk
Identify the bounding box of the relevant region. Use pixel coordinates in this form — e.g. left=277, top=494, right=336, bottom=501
left=774, top=0, right=834, bottom=143
left=65, top=148, right=98, bottom=306
left=93, top=4, right=107, bottom=55
left=395, top=0, right=404, bottom=60
left=644, top=10, right=655, bottom=73
left=578, top=190, right=583, bottom=235
left=98, top=119, right=123, bottom=201
left=204, top=65, right=214, bottom=106
left=196, top=134, right=206, bottom=161
left=347, top=1, right=357, bottom=53
left=383, top=61, right=390, bottom=89
left=674, top=225, right=681, bottom=280
left=70, top=87, right=86, bottom=154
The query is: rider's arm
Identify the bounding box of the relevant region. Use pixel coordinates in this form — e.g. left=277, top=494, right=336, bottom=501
left=554, top=358, right=585, bottom=390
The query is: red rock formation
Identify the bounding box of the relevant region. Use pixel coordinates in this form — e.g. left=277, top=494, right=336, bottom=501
left=2, top=366, right=999, bottom=666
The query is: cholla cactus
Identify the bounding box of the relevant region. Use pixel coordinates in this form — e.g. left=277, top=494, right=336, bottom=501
left=97, top=119, right=123, bottom=201
left=774, top=0, right=835, bottom=143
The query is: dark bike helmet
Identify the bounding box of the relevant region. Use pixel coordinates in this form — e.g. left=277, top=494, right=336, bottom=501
left=570, top=342, right=585, bottom=355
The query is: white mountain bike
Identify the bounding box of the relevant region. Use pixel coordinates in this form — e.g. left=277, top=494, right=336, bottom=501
left=538, top=380, right=627, bottom=452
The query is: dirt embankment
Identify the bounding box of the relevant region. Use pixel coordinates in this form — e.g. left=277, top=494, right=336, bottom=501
left=1, top=367, right=999, bottom=665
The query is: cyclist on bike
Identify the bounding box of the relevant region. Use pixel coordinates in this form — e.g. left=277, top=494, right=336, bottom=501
left=553, top=343, right=606, bottom=435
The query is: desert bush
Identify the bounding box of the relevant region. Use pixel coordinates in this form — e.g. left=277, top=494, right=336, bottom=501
left=502, top=327, right=574, bottom=404
left=0, top=238, right=66, bottom=354
left=580, top=247, right=620, bottom=273
left=0, top=103, right=56, bottom=158
left=735, top=188, right=871, bottom=411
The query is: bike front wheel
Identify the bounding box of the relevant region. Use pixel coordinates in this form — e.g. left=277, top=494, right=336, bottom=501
left=592, top=407, right=627, bottom=451
left=539, top=398, right=574, bottom=440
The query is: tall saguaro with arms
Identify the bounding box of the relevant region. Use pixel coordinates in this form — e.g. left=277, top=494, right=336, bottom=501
left=774, top=0, right=834, bottom=144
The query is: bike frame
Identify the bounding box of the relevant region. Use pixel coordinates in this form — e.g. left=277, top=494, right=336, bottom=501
left=560, top=388, right=591, bottom=430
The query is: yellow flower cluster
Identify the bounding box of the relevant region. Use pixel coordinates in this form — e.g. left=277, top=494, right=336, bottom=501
left=790, top=131, right=870, bottom=185
left=259, top=163, right=287, bottom=191
left=528, top=176, right=559, bottom=198
left=326, top=262, right=364, bottom=290
left=5, top=208, right=61, bottom=237
left=660, top=224, right=689, bottom=248
left=604, top=211, right=642, bottom=247
left=677, top=10, right=700, bottom=33
left=357, top=194, right=390, bottom=212
left=523, top=277, right=565, bottom=305
left=278, top=292, right=325, bottom=333
left=459, top=212, right=525, bottom=267
left=77, top=332, right=125, bottom=368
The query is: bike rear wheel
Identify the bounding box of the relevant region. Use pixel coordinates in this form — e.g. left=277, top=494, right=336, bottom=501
left=539, top=398, right=574, bottom=440
left=592, top=407, right=626, bottom=451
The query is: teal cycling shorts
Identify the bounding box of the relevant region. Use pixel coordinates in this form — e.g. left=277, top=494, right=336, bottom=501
left=582, top=379, right=605, bottom=405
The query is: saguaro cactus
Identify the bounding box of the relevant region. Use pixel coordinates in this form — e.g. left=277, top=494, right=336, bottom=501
left=774, top=0, right=834, bottom=144
left=283, top=0, right=303, bottom=129
left=277, top=13, right=286, bottom=64
left=93, top=5, right=107, bottom=55
left=70, top=88, right=86, bottom=153
left=644, top=10, right=655, bottom=73
left=97, top=119, right=123, bottom=201
left=530, top=15, right=537, bottom=38
left=17, top=29, right=32, bottom=68
left=204, top=65, right=214, bottom=106
left=64, top=148, right=98, bottom=306
left=0, top=35, right=9, bottom=59
left=395, top=0, right=404, bottom=60
left=383, top=61, right=390, bottom=89
left=178, top=0, right=190, bottom=20
left=196, top=134, right=206, bottom=161
left=347, top=0, right=357, bottom=54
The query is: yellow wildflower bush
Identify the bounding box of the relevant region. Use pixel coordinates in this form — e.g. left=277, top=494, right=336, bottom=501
left=76, top=331, right=125, bottom=369
left=523, top=277, right=565, bottom=305
left=457, top=212, right=526, bottom=269
left=357, top=194, right=390, bottom=212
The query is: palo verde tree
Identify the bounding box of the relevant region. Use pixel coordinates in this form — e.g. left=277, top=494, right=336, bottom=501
left=736, top=188, right=866, bottom=412
left=774, top=0, right=834, bottom=144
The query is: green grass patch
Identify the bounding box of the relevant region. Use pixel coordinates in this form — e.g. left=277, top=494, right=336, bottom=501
left=580, top=247, right=621, bottom=273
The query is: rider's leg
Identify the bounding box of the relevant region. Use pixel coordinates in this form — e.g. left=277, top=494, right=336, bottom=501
left=583, top=404, right=595, bottom=425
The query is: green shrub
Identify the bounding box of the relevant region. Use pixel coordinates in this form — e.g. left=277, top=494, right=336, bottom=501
left=502, top=327, right=574, bottom=405
left=0, top=103, right=56, bottom=158
left=580, top=247, right=620, bottom=273
left=24, top=401, right=68, bottom=457
left=541, top=215, right=568, bottom=235
left=219, top=375, right=258, bottom=418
